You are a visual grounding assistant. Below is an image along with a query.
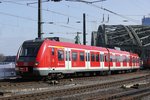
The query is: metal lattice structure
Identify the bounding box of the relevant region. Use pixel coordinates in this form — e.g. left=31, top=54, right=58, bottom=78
left=91, top=24, right=150, bottom=60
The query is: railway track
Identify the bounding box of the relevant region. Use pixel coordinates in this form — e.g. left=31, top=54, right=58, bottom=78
left=0, top=73, right=149, bottom=100
left=0, top=71, right=147, bottom=89
left=86, top=82, right=150, bottom=100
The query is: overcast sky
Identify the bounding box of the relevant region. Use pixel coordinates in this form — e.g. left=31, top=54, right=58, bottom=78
left=0, top=0, right=149, bottom=55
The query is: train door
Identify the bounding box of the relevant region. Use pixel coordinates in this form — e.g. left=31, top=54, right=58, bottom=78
left=109, top=53, right=113, bottom=67
left=126, top=56, right=129, bottom=67
left=129, top=56, right=133, bottom=68
left=95, top=52, right=100, bottom=67
left=120, top=55, right=123, bottom=68
left=134, top=57, right=136, bottom=67
left=85, top=51, right=90, bottom=69
left=116, top=54, right=121, bottom=67
left=71, top=50, right=78, bottom=67
left=90, top=52, right=95, bottom=67
left=65, top=48, right=71, bottom=70
left=79, top=51, right=85, bottom=67
left=56, top=48, right=65, bottom=68
left=122, top=55, right=127, bottom=67
left=50, top=47, right=57, bottom=68
left=90, top=51, right=100, bottom=67
left=104, top=53, right=109, bottom=67
left=100, top=53, right=104, bottom=70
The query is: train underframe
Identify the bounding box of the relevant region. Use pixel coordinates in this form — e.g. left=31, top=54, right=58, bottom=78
left=17, top=68, right=139, bottom=80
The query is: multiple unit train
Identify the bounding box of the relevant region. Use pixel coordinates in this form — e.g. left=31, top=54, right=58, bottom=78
left=16, top=39, right=140, bottom=79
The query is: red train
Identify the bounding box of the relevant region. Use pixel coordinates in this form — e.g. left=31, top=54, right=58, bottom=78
left=15, top=38, right=140, bottom=79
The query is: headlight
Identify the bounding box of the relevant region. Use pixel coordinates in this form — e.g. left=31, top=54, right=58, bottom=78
left=35, top=62, right=39, bottom=66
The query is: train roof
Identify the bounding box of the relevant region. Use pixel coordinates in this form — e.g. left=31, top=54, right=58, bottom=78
left=22, top=38, right=139, bottom=57
left=44, top=39, right=107, bottom=51
left=44, top=39, right=137, bottom=55
left=23, top=38, right=44, bottom=43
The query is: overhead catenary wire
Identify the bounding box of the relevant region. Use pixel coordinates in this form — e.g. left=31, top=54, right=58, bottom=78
left=0, top=0, right=143, bottom=29
left=0, top=11, right=37, bottom=21
left=0, top=10, right=82, bottom=31
left=0, top=0, right=104, bottom=24
left=0, top=0, right=81, bottom=20
left=0, top=0, right=145, bottom=24
left=66, top=0, right=140, bottom=24
left=0, top=0, right=84, bottom=31
left=91, top=4, right=139, bottom=23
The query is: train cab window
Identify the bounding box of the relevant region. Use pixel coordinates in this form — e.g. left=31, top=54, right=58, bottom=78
left=80, top=52, right=84, bottom=61
left=96, top=54, right=99, bottom=62
left=91, top=53, right=95, bottom=61
left=52, top=48, right=55, bottom=55
left=58, top=50, right=64, bottom=61
left=100, top=54, right=104, bottom=62
left=72, top=52, right=77, bottom=61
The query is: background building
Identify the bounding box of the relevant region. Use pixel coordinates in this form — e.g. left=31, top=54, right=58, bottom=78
left=142, top=16, right=150, bottom=26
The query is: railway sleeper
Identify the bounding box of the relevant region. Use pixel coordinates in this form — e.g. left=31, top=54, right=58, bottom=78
left=0, top=92, right=12, bottom=97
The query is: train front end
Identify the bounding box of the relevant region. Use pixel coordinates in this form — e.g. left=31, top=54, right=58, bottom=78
left=15, top=39, right=43, bottom=78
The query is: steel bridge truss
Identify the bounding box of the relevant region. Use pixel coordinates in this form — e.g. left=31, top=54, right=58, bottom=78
left=91, top=24, right=150, bottom=58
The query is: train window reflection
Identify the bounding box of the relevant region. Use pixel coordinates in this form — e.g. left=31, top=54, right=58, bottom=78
left=80, top=52, right=84, bottom=61
left=100, top=54, right=104, bottom=62
left=72, top=52, right=77, bottom=61
left=96, top=54, right=99, bottom=62
left=52, top=48, right=54, bottom=55
left=20, top=47, right=39, bottom=57
left=91, top=53, right=95, bottom=61
left=58, top=50, right=64, bottom=61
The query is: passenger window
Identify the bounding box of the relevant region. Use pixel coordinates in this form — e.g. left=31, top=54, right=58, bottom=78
left=110, top=55, right=113, bottom=62
left=65, top=51, right=70, bottom=61
left=52, top=48, right=54, bottom=55
left=88, top=53, right=90, bottom=61
left=86, top=53, right=90, bottom=61
left=91, top=53, right=95, bottom=61
left=68, top=51, right=71, bottom=61
left=123, top=56, right=127, bottom=62
left=66, top=51, right=67, bottom=61
left=80, top=52, right=84, bottom=61
left=120, top=56, right=123, bottom=62
left=58, top=50, right=64, bottom=61
left=72, top=52, right=77, bottom=61
left=127, top=57, right=130, bottom=62
left=100, top=54, right=104, bottom=62
left=86, top=53, right=88, bottom=61
left=105, top=54, right=109, bottom=62
left=112, top=55, right=116, bottom=62
left=96, top=54, right=99, bottom=62
left=116, top=55, right=119, bottom=62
